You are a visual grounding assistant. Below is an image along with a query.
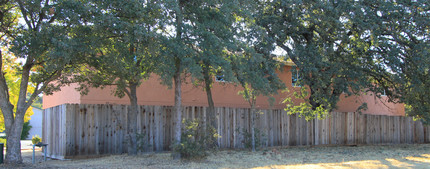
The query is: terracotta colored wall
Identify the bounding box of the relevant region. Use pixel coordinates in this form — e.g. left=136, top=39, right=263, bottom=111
left=43, top=83, right=81, bottom=109
left=336, top=94, right=404, bottom=116
left=77, top=67, right=297, bottom=109
left=43, top=67, right=405, bottom=116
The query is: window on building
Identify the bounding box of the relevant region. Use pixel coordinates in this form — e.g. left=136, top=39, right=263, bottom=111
left=381, top=89, right=387, bottom=96
left=292, top=71, right=301, bottom=87
left=215, top=74, right=225, bottom=82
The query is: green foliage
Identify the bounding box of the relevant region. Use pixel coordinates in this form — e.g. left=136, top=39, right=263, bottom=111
left=0, top=138, right=6, bottom=147
left=172, top=119, right=218, bottom=159
left=257, top=0, right=371, bottom=119
left=20, top=122, right=32, bottom=140
left=0, top=0, right=91, bottom=163
left=236, top=128, right=266, bottom=150
left=184, top=0, right=247, bottom=86
left=360, top=1, right=430, bottom=124
left=0, top=0, right=19, bottom=41
left=31, top=135, right=41, bottom=145
left=30, top=96, right=43, bottom=110
left=71, top=0, right=162, bottom=97
left=257, top=0, right=430, bottom=124
left=227, top=6, right=285, bottom=151
left=136, top=132, right=152, bottom=152
left=283, top=97, right=329, bottom=121
left=66, top=0, right=165, bottom=155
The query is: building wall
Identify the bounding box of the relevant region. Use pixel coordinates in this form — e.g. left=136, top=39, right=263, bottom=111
left=27, top=107, right=43, bottom=139
left=43, top=83, right=81, bottom=109
left=43, top=66, right=405, bottom=116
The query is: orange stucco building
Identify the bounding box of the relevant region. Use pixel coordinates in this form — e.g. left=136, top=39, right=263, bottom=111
left=43, top=66, right=405, bottom=116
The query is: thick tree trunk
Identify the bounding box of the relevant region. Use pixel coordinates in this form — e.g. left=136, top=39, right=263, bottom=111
left=5, top=114, right=24, bottom=163
left=205, top=86, right=216, bottom=128
left=172, top=65, right=182, bottom=159
left=0, top=50, right=28, bottom=164
left=127, top=83, right=138, bottom=155
left=203, top=64, right=217, bottom=147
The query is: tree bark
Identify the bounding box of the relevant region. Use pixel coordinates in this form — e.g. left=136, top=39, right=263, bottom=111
left=172, top=0, right=183, bottom=159
left=126, top=83, right=138, bottom=155
left=203, top=63, right=217, bottom=147
left=5, top=114, right=24, bottom=163
left=250, top=100, right=256, bottom=152
left=172, top=64, right=182, bottom=159
left=0, top=50, right=31, bottom=164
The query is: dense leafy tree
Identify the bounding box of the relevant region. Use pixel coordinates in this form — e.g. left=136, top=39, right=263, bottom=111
left=256, top=0, right=384, bottom=119
left=176, top=0, right=246, bottom=146
left=156, top=0, right=269, bottom=155
left=229, top=7, right=285, bottom=150
left=360, top=0, right=430, bottom=124
left=154, top=1, right=188, bottom=158
left=0, top=0, right=87, bottom=163
left=258, top=0, right=430, bottom=124
left=67, top=0, right=163, bottom=155
left=231, top=50, right=284, bottom=151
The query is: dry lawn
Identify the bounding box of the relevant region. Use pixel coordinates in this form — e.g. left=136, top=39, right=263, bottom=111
left=2, top=144, right=429, bottom=169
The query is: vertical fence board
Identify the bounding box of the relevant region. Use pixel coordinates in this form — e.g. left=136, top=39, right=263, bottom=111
left=415, top=121, right=424, bottom=143
left=289, top=114, right=296, bottom=146
left=347, top=112, right=354, bottom=144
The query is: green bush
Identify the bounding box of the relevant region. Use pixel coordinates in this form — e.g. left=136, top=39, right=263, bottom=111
left=136, top=132, right=152, bottom=152
left=0, top=138, right=6, bottom=147
left=32, top=135, right=42, bottom=144
left=237, top=127, right=266, bottom=150
left=21, top=122, right=32, bottom=140
left=172, top=119, right=218, bottom=159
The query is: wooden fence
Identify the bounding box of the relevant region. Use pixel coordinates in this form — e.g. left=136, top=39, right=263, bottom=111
left=43, top=104, right=430, bottom=159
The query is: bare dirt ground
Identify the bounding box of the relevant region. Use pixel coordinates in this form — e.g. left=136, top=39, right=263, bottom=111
left=1, top=144, right=429, bottom=169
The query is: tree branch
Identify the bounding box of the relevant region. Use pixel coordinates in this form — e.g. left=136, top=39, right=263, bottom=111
left=34, top=0, right=49, bottom=31
left=0, top=49, right=15, bottom=132
left=123, top=86, right=131, bottom=98
left=24, top=70, right=62, bottom=110
left=16, top=0, right=33, bottom=30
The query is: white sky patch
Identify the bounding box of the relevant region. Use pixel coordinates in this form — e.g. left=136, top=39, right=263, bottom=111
left=272, top=46, right=287, bottom=56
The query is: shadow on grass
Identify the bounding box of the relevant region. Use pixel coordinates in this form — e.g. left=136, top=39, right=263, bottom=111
left=0, top=144, right=429, bottom=169
left=239, top=144, right=430, bottom=169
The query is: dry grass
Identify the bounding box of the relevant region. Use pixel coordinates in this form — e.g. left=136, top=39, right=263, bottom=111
left=2, top=144, right=429, bottom=169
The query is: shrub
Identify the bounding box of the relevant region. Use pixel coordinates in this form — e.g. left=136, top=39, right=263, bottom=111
left=21, top=121, right=32, bottom=140
left=172, top=119, right=219, bottom=159
left=237, top=127, right=266, bottom=150
left=136, top=132, right=152, bottom=152
left=32, top=135, right=42, bottom=144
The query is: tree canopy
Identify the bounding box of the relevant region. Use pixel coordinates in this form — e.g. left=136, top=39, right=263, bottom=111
left=257, top=0, right=430, bottom=123
left=2, top=0, right=429, bottom=163
left=69, top=0, right=164, bottom=154
left=0, top=0, right=89, bottom=163
left=360, top=0, right=430, bottom=124
left=257, top=0, right=374, bottom=118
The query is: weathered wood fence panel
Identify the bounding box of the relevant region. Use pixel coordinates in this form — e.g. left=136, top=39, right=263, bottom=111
left=43, top=104, right=430, bottom=159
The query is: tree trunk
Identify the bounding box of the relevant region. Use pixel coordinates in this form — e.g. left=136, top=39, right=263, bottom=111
left=172, top=0, right=183, bottom=159
left=0, top=50, right=28, bottom=164
left=172, top=64, right=182, bottom=159
left=5, top=115, right=24, bottom=163
left=250, top=103, right=256, bottom=152
left=127, top=83, right=138, bottom=155
left=203, top=64, right=217, bottom=147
